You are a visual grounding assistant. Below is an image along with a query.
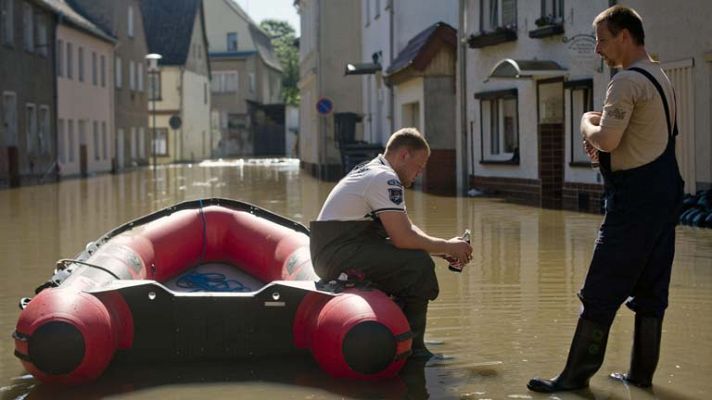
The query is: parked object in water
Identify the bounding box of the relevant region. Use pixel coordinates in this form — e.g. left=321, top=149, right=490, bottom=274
left=13, top=199, right=412, bottom=384
left=678, top=189, right=712, bottom=228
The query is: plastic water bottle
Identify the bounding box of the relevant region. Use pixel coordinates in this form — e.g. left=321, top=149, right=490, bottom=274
left=448, top=229, right=471, bottom=273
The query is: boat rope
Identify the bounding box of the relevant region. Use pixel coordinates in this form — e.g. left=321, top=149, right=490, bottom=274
left=56, top=259, right=121, bottom=280
left=198, top=199, right=207, bottom=263
left=175, top=272, right=250, bottom=292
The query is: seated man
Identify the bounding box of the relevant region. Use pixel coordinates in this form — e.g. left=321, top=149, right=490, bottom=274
left=310, top=127, right=472, bottom=359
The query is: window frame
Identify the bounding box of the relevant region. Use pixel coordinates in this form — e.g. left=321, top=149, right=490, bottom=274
left=148, top=70, right=162, bottom=100
left=23, top=2, right=33, bottom=52
left=154, top=127, right=169, bottom=156
left=475, top=88, right=520, bottom=164
left=226, top=32, right=238, bottom=51
left=565, top=79, right=594, bottom=167
left=1, top=0, right=15, bottom=46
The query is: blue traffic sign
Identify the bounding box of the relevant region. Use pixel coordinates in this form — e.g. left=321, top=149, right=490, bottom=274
left=316, top=97, right=334, bottom=115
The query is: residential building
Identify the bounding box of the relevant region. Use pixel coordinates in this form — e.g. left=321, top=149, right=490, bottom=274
left=461, top=0, right=711, bottom=211
left=141, top=0, right=212, bottom=164
left=204, top=0, right=284, bottom=157
left=296, top=0, right=363, bottom=180
left=0, top=0, right=57, bottom=187
left=67, top=0, right=150, bottom=170
left=50, top=0, right=116, bottom=177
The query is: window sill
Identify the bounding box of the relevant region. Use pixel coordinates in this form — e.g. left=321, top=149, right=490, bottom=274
left=480, top=159, right=519, bottom=166
left=569, top=161, right=596, bottom=168
left=529, top=24, right=564, bottom=39
left=467, top=28, right=517, bottom=49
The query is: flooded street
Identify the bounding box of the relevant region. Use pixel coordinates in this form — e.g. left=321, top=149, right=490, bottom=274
left=1, top=160, right=711, bottom=399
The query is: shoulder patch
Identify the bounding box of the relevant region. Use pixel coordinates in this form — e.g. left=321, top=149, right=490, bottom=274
left=387, top=179, right=402, bottom=187
left=388, top=188, right=403, bottom=205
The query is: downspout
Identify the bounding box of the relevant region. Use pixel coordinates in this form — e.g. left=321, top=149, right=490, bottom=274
left=53, top=12, right=64, bottom=182
left=388, top=0, right=394, bottom=135
left=456, top=0, right=468, bottom=194
left=317, top=0, right=325, bottom=179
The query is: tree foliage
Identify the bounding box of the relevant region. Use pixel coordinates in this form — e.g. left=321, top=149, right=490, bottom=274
left=260, top=19, right=299, bottom=106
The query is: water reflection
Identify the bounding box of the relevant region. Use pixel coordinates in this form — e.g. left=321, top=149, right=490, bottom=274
left=1, top=160, right=711, bottom=399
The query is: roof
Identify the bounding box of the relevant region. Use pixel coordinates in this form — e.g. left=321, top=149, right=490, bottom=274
left=487, top=59, right=567, bottom=79
left=40, top=0, right=116, bottom=43
left=140, top=0, right=206, bottom=66
left=222, top=0, right=283, bottom=72
left=386, top=22, right=457, bottom=76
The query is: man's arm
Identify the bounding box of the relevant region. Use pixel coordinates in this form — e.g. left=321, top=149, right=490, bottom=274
left=378, top=211, right=471, bottom=264
left=581, top=111, right=625, bottom=152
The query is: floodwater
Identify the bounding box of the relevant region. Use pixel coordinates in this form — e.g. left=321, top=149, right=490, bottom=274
left=1, top=159, right=711, bottom=400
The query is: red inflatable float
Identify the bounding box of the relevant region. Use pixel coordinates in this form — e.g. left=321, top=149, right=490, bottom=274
left=13, top=199, right=412, bottom=384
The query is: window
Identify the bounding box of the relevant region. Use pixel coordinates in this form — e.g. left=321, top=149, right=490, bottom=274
left=540, top=0, right=563, bottom=24
left=91, top=51, right=97, bottom=85
left=23, top=3, right=33, bottom=52
left=365, top=0, right=370, bottom=25
left=481, top=0, right=517, bottom=32
left=475, top=89, right=519, bottom=162
left=249, top=72, right=255, bottom=93
left=67, top=119, right=75, bottom=162
left=137, top=62, right=143, bottom=91
left=148, top=70, right=161, bottom=100
left=25, top=103, right=36, bottom=153
left=375, top=0, right=380, bottom=18
left=566, top=79, right=593, bottom=165
left=129, top=60, right=135, bottom=90
left=93, top=121, right=100, bottom=160
left=38, top=105, right=49, bottom=153
left=115, top=56, right=122, bottom=88
left=100, top=55, right=106, bottom=87
left=66, top=42, right=73, bottom=79
left=130, top=127, right=137, bottom=158
left=138, top=127, right=145, bottom=158
left=58, top=119, right=65, bottom=163
left=36, top=14, right=47, bottom=56
left=2, top=92, right=18, bottom=147
left=154, top=128, right=168, bottom=156
left=56, top=39, right=63, bottom=77
left=211, top=71, right=238, bottom=93
left=127, top=6, right=134, bottom=38
left=78, top=119, right=86, bottom=146
left=78, top=46, right=84, bottom=82
left=102, top=122, right=107, bottom=160
left=226, top=32, right=237, bottom=51
left=1, top=0, right=14, bottom=46
left=204, top=82, right=207, bottom=104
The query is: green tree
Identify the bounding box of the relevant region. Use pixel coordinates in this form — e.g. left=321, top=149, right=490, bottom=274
left=260, top=19, right=299, bottom=106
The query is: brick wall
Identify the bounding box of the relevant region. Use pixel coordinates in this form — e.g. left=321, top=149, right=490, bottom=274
left=470, top=175, right=541, bottom=206
left=563, top=182, right=604, bottom=214
left=539, top=123, right=564, bottom=209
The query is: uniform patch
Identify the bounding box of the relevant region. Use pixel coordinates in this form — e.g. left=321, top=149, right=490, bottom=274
left=388, top=188, right=403, bottom=205
left=607, top=107, right=627, bottom=120
left=387, top=179, right=402, bottom=187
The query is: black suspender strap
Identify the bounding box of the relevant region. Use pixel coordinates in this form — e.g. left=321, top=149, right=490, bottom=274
left=628, top=67, right=678, bottom=138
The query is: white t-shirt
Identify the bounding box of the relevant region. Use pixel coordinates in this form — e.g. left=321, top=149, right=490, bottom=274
left=317, top=155, right=407, bottom=221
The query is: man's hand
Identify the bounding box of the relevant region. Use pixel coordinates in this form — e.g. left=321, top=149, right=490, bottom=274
left=583, top=139, right=599, bottom=163
left=444, top=237, right=472, bottom=265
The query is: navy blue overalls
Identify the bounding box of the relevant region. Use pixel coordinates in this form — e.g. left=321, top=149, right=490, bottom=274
left=579, top=67, right=685, bottom=327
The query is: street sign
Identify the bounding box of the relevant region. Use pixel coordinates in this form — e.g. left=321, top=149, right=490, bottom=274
left=316, top=97, right=334, bottom=115
left=169, top=115, right=182, bottom=130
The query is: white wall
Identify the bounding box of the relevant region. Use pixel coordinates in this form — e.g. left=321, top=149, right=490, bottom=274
left=182, top=70, right=212, bottom=161
left=394, top=77, right=424, bottom=136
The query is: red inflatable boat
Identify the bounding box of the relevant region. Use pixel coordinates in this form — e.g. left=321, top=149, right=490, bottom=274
left=13, top=199, right=412, bottom=384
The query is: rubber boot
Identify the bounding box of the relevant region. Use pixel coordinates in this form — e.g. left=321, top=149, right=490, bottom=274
left=610, top=314, right=663, bottom=387
left=403, top=301, right=433, bottom=360
left=528, top=318, right=610, bottom=393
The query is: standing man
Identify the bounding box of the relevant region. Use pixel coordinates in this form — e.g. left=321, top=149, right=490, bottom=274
left=310, top=127, right=472, bottom=359
left=528, top=5, right=684, bottom=393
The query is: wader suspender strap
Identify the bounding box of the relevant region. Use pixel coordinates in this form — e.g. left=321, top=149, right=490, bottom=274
left=628, top=67, right=678, bottom=138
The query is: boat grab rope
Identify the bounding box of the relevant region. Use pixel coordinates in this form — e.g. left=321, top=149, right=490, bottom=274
left=175, top=272, right=251, bottom=292
left=56, top=258, right=122, bottom=280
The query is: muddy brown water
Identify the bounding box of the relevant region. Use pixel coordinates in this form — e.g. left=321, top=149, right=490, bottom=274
left=1, top=159, right=710, bottom=399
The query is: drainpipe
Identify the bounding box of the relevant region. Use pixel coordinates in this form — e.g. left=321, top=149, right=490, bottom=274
left=388, top=0, right=394, bottom=135
left=317, top=0, right=326, bottom=180
left=456, top=0, right=468, bottom=194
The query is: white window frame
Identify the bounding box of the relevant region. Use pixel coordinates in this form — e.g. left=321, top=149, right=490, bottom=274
left=211, top=70, right=239, bottom=93
left=137, top=62, right=144, bottom=91
left=23, top=2, right=33, bottom=52
left=1, top=0, right=14, bottom=46
left=130, top=127, right=137, bottom=159
left=481, top=0, right=517, bottom=32
left=129, top=60, right=135, bottom=91
left=128, top=6, right=134, bottom=38
left=138, top=127, right=146, bottom=158
left=115, top=56, right=122, bottom=88
left=154, top=128, right=168, bottom=156
left=102, top=121, right=108, bottom=160
left=476, top=89, right=519, bottom=162
left=565, top=79, right=593, bottom=166
left=36, top=13, right=47, bottom=57
left=227, top=32, right=237, bottom=51
left=25, top=103, right=36, bottom=153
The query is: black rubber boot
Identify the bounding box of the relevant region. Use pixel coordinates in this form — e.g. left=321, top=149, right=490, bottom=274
left=403, top=301, right=433, bottom=360
left=528, top=318, right=610, bottom=393
left=610, top=314, right=663, bottom=387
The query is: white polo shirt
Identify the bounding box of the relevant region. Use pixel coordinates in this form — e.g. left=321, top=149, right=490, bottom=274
left=317, top=155, right=407, bottom=221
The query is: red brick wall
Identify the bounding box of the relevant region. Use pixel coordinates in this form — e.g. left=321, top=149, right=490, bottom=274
left=470, top=175, right=541, bottom=206
left=539, top=123, right=564, bottom=209
left=563, top=182, right=604, bottom=214
left=424, top=149, right=456, bottom=196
